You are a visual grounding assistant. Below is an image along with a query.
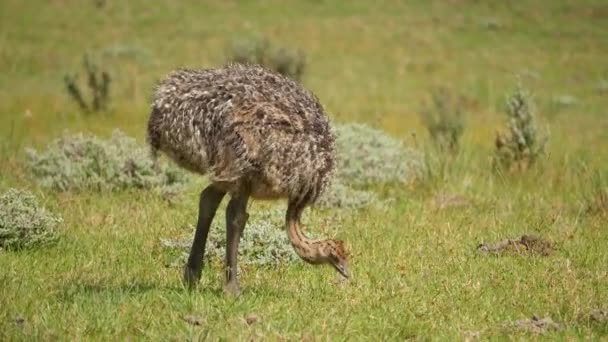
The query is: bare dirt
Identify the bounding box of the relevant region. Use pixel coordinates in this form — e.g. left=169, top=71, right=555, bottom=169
left=477, top=235, right=553, bottom=256
left=508, top=315, right=561, bottom=334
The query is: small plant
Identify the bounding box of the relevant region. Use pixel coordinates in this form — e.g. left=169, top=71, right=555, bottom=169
left=588, top=186, right=608, bottom=217
left=478, top=17, right=502, bottom=30
left=0, top=119, right=24, bottom=160
left=597, top=79, right=608, bottom=93
left=420, top=87, right=466, bottom=153
left=227, top=36, right=306, bottom=81
left=0, top=188, right=61, bottom=251
left=581, top=168, right=608, bottom=217
left=494, top=85, right=548, bottom=171
left=64, top=54, right=111, bottom=113
left=333, top=123, right=424, bottom=187
left=26, top=130, right=188, bottom=192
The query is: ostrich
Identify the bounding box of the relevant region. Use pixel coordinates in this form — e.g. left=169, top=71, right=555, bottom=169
left=147, top=63, right=349, bottom=294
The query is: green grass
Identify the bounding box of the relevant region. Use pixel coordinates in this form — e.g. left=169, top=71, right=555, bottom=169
left=1, top=0, right=608, bottom=339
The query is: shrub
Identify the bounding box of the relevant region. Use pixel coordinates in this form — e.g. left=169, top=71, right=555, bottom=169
left=311, top=123, right=424, bottom=210
left=494, top=85, right=548, bottom=171
left=227, top=36, right=306, bottom=81
left=333, top=123, right=424, bottom=187
left=64, top=54, right=111, bottom=113
left=587, top=187, right=608, bottom=217
left=420, top=87, right=466, bottom=153
left=315, top=181, right=378, bottom=210
left=0, top=188, right=61, bottom=251
left=162, top=206, right=299, bottom=266
left=207, top=207, right=299, bottom=266
left=597, top=79, right=608, bottom=93
left=26, top=130, right=188, bottom=192
left=0, top=119, right=24, bottom=160
left=581, top=168, right=608, bottom=217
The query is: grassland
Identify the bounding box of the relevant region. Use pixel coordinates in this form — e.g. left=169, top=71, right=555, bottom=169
left=1, top=0, right=607, bottom=340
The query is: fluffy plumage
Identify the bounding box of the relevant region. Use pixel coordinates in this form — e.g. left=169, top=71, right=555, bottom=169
left=148, top=63, right=335, bottom=204
left=147, top=64, right=348, bottom=294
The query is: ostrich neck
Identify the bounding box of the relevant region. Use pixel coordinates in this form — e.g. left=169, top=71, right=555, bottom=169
left=287, top=219, right=325, bottom=264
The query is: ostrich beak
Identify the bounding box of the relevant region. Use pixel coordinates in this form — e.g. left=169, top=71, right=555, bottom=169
left=331, top=260, right=350, bottom=279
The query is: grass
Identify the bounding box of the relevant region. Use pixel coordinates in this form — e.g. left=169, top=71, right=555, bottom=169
left=1, top=0, right=607, bottom=339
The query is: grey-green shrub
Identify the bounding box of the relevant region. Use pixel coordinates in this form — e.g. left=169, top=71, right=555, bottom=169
left=310, top=123, right=425, bottom=210
left=0, top=188, right=61, bottom=250
left=420, top=88, right=466, bottom=153
left=494, top=85, right=548, bottom=171
left=315, top=181, right=378, bottom=210
left=162, top=206, right=299, bottom=266
left=333, top=123, right=424, bottom=187
left=206, top=207, right=299, bottom=266
left=26, top=129, right=187, bottom=192
left=228, top=36, right=306, bottom=81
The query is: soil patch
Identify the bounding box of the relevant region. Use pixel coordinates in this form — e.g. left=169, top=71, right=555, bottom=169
left=477, top=235, right=553, bottom=256
left=508, top=315, right=561, bottom=334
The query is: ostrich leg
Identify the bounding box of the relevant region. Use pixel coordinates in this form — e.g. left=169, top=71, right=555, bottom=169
left=224, top=191, right=250, bottom=295
left=183, top=185, right=226, bottom=289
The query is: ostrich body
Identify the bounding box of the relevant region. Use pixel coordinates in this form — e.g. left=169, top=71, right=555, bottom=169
left=147, top=64, right=349, bottom=294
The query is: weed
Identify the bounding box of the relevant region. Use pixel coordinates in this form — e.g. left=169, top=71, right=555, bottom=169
left=420, top=87, right=466, bottom=154
left=580, top=167, right=608, bottom=217
left=552, top=94, right=578, bottom=107
left=0, top=188, right=61, bottom=251
left=478, top=17, right=502, bottom=30
left=597, top=79, right=608, bottom=93
left=0, top=119, right=24, bottom=160
left=227, top=35, right=306, bottom=81
left=26, top=130, right=187, bottom=192
left=64, top=54, right=111, bottom=113
left=494, top=85, right=548, bottom=171
left=101, top=43, right=153, bottom=64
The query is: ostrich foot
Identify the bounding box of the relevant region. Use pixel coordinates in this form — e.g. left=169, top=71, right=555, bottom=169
left=183, top=265, right=201, bottom=290
left=223, top=281, right=241, bottom=296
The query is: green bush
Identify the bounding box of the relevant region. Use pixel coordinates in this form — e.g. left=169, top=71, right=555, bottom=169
left=580, top=167, right=608, bottom=217
left=333, top=123, right=424, bottom=187
left=315, top=181, right=378, bottom=210
left=26, top=130, right=188, bottom=192
left=494, top=85, right=548, bottom=171
left=0, top=188, right=61, bottom=251
left=162, top=206, right=299, bottom=267
left=207, top=207, right=299, bottom=266
left=420, top=88, right=466, bottom=153
left=311, top=123, right=424, bottom=210
left=227, top=36, right=306, bottom=81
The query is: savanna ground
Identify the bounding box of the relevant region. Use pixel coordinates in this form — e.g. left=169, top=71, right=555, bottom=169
left=1, top=0, right=608, bottom=340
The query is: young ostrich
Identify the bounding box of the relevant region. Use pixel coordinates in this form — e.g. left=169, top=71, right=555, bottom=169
left=147, top=63, right=349, bottom=294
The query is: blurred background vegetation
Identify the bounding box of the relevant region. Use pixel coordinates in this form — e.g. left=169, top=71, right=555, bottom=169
left=1, top=0, right=606, bottom=153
